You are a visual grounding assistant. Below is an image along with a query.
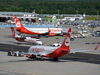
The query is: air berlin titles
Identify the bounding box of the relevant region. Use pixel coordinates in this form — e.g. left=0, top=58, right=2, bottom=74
left=32, top=47, right=44, bottom=52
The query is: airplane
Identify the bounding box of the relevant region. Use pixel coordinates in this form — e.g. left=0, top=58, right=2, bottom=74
left=14, top=16, right=64, bottom=36
left=62, top=13, right=86, bottom=21
left=11, top=27, right=42, bottom=45
left=33, top=9, right=36, bottom=14
left=14, top=16, right=50, bottom=36
left=26, top=28, right=99, bottom=61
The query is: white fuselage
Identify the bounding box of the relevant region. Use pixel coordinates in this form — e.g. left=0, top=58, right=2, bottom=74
left=28, top=46, right=59, bottom=56
left=62, top=13, right=86, bottom=21
left=66, top=17, right=83, bottom=21
left=26, top=27, right=49, bottom=34
left=25, top=27, right=62, bottom=35
left=24, top=37, right=42, bottom=45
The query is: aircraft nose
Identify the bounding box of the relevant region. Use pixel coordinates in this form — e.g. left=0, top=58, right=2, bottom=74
left=40, top=42, right=42, bottom=45
left=37, top=41, right=42, bottom=45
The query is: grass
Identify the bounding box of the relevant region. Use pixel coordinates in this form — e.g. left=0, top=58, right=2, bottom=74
left=44, top=16, right=100, bottom=21
left=82, top=16, right=100, bottom=20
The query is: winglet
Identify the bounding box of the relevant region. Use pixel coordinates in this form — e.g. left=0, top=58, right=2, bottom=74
left=94, top=44, right=99, bottom=50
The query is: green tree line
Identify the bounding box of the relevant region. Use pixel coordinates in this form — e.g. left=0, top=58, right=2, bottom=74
left=0, top=0, right=100, bottom=15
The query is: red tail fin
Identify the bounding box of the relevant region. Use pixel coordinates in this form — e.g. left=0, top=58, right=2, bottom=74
left=14, top=16, right=25, bottom=32
left=59, top=28, right=72, bottom=50
left=11, top=27, right=15, bottom=37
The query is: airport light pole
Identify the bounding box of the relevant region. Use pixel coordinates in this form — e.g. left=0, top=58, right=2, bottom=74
left=10, top=8, right=11, bottom=12
left=41, top=9, right=42, bottom=15
left=76, top=10, right=78, bottom=16
left=25, top=9, right=26, bottom=13
left=97, top=11, right=98, bottom=20
left=58, top=10, right=60, bottom=19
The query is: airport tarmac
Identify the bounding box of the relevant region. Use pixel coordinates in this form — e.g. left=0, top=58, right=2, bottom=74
left=0, top=27, right=100, bottom=54
left=0, top=47, right=100, bottom=75
left=0, top=26, right=100, bottom=75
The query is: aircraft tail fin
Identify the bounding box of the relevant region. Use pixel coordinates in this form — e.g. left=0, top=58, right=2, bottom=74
left=11, top=27, right=16, bottom=37
left=33, top=9, right=36, bottom=14
left=59, top=28, right=72, bottom=50
left=82, top=12, right=86, bottom=19
left=14, top=16, right=25, bottom=32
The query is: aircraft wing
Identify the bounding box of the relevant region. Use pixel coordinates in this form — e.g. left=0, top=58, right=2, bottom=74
left=70, top=44, right=99, bottom=53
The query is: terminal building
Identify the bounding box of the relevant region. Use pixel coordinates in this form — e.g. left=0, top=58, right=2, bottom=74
left=0, top=11, right=81, bottom=22
left=0, top=12, right=55, bottom=28
left=0, top=12, right=39, bottom=23
left=0, top=11, right=82, bottom=28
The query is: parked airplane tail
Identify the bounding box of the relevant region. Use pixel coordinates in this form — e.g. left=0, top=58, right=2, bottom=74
left=59, top=28, right=72, bottom=50
left=82, top=12, right=86, bottom=19
left=14, top=16, right=26, bottom=32
left=11, top=27, right=21, bottom=38
left=33, top=9, right=36, bottom=14
left=11, top=27, right=15, bottom=37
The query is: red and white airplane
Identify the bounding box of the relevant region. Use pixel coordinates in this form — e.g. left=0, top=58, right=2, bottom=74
left=11, top=27, right=42, bottom=45
left=26, top=28, right=99, bottom=61
left=14, top=16, right=63, bottom=36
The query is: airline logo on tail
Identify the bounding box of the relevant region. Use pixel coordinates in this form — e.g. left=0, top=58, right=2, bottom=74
left=16, top=21, right=21, bottom=27
left=65, top=36, right=70, bottom=46
left=14, top=16, right=26, bottom=32
left=60, top=28, right=72, bottom=50
left=14, top=17, right=22, bottom=28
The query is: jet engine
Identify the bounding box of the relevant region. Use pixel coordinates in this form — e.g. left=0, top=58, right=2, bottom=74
left=27, top=54, right=36, bottom=59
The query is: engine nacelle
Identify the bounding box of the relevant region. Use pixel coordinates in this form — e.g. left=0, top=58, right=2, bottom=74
left=28, top=54, right=36, bottom=59
left=49, top=33, right=55, bottom=36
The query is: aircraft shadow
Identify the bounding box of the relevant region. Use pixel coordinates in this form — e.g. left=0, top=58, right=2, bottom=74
left=59, top=53, right=100, bottom=64
left=8, top=54, right=100, bottom=64
left=8, top=57, right=73, bottom=63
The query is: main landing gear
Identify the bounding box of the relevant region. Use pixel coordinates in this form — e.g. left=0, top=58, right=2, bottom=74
left=53, top=57, right=58, bottom=61
left=40, top=56, right=44, bottom=61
